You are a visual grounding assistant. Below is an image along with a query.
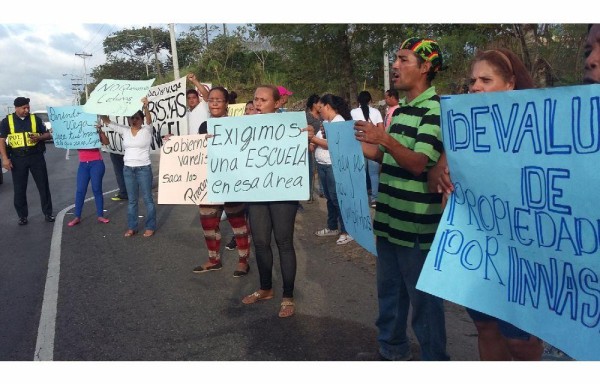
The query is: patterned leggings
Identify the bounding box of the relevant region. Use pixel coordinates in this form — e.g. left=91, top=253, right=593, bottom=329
left=198, top=202, right=250, bottom=264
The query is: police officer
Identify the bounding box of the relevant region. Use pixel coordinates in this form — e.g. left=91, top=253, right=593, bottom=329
left=0, top=97, right=54, bottom=225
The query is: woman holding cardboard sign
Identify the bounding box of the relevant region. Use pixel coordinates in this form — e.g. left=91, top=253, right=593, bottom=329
left=67, top=123, right=111, bottom=227
left=312, top=93, right=354, bottom=246
left=192, top=86, right=251, bottom=277
left=241, top=85, right=312, bottom=318
left=428, top=48, right=543, bottom=360
left=100, top=97, right=157, bottom=238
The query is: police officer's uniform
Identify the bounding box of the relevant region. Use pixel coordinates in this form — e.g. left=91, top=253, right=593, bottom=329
left=0, top=102, right=53, bottom=224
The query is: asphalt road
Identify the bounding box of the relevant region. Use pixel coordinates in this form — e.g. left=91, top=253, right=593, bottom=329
left=1, top=144, right=480, bottom=361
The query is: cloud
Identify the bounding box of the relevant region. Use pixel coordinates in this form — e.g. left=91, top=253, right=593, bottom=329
left=0, top=24, right=113, bottom=113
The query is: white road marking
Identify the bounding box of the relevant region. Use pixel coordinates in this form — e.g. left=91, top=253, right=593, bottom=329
left=34, top=189, right=117, bottom=361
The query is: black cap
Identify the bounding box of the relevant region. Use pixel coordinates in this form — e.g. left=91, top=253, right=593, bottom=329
left=13, top=97, right=30, bottom=107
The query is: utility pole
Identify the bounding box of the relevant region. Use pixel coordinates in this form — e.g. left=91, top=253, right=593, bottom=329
left=149, top=27, right=161, bottom=80
left=383, top=37, right=390, bottom=94
left=169, top=23, right=180, bottom=79
left=75, top=52, right=92, bottom=103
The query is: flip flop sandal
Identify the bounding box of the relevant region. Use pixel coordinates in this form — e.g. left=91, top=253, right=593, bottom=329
left=124, top=229, right=137, bottom=237
left=278, top=301, right=295, bottom=318
left=242, top=290, right=274, bottom=304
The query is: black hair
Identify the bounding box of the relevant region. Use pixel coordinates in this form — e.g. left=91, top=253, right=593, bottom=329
left=228, top=91, right=238, bottom=104
left=209, top=86, right=229, bottom=102
left=306, top=94, right=320, bottom=111
left=320, top=93, right=351, bottom=121
left=357, top=91, right=372, bottom=121
left=131, top=110, right=144, bottom=120
left=413, top=54, right=438, bottom=82
left=385, top=89, right=399, bottom=100
left=186, top=89, right=199, bottom=97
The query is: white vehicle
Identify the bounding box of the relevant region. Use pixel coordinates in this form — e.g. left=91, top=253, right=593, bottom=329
left=32, top=110, right=52, bottom=142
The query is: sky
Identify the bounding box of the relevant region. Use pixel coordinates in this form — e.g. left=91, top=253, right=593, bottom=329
left=0, top=1, right=591, bottom=114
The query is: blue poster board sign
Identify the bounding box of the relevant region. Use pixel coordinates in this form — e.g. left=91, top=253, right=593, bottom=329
left=47, top=105, right=100, bottom=149
left=324, top=120, right=377, bottom=255
left=206, top=112, right=309, bottom=202
left=417, top=84, right=600, bottom=360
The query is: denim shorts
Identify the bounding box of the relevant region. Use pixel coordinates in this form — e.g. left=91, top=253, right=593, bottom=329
left=465, top=307, right=532, bottom=340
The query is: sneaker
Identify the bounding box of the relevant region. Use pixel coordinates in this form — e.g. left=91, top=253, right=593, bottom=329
left=111, top=195, right=127, bottom=201
left=336, top=233, right=354, bottom=245
left=225, top=236, right=237, bottom=250
left=370, top=199, right=377, bottom=208
left=315, top=228, right=340, bottom=237
left=18, top=217, right=28, bottom=226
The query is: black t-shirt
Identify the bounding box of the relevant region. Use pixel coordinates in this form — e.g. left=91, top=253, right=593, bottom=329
left=198, top=121, right=207, bottom=135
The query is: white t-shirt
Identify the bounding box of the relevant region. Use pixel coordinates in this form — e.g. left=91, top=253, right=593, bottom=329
left=314, top=114, right=344, bottom=165
left=108, top=122, right=154, bottom=167
left=187, top=101, right=209, bottom=134
left=351, top=106, right=383, bottom=125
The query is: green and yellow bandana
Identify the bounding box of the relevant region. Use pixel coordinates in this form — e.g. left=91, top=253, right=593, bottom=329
left=400, top=37, right=444, bottom=72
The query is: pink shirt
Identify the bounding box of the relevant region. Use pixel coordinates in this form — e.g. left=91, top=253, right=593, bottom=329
left=78, top=148, right=103, bottom=162
left=384, top=105, right=399, bottom=130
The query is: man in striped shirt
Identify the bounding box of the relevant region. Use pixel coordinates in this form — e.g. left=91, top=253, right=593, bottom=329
left=354, top=38, right=449, bottom=361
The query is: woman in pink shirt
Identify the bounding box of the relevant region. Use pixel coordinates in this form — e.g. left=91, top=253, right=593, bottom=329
left=68, top=126, right=111, bottom=226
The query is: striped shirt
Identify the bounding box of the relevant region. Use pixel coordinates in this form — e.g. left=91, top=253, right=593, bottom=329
left=374, top=86, right=444, bottom=251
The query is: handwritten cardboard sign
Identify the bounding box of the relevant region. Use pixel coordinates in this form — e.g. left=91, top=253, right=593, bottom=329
left=47, top=106, right=100, bottom=149
left=206, top=112, right=309, bottom=202
left=324, top=120, right=377, bottom=255
left=158, top=134, right=211, bottom=205
left=82, top=79, right=155, bottom=117
left=417, top=84, right=600, bottom=360
left=148, top=77, right=188, bottom=137
left=227, top=103, right=246, bottom=117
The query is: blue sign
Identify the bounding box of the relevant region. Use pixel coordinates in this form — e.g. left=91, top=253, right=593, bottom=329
left=206, top=112, right=309, bottom=202
left=324, top=120, right=377, bottom=255
left=47, top=105, right=100, bottom=149
left=417, top=84, right=600, bottom=360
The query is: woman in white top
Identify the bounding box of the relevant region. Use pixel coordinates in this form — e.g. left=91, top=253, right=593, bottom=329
left=350, top=91, right=384, bottom=208
left=100, top=97, right=156, bottom=238
left=311, top=94, right=354, bottom=246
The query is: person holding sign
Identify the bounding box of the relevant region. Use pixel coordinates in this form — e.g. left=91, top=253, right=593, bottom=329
left=67, top=126, right=111, bottom=226
left=584, top=24, right=600, bottom=84
left=0, top=97, right=54, bottom=225
left=351, top=91, right=384, bottom=208
left=225, top=100, right=258, bottom=251
left=186, top=73, right=210, bottom=134
left=305, top=94, right=322, bottom=203
left=192, top=86, right=251, bottom=277
left=241, top=85, right=307, bottom=318
left=100, top=98, right=157, bottom=238
left=428, top=49, right=545, bottom=361
left=354, top=38, right=449, bottom=361
left=312, top=93, right=354, bottom=246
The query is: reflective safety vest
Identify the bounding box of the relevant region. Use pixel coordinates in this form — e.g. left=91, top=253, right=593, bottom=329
left=6, top=114, right=39, bottom=148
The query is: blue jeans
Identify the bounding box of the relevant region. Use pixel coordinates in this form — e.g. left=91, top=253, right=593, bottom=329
left=366, top=158, right=379, bottom=202
left=316, top=162, right=345, bottom=233
left=248, top=201, right=298, bottom=298
left=74, top=160, right=105, bottom=218
left=123, top=165, right=156, bottom=231
left=375, top=237, right=449, bottom=361
left=110, top=152, right=127, bottom=198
